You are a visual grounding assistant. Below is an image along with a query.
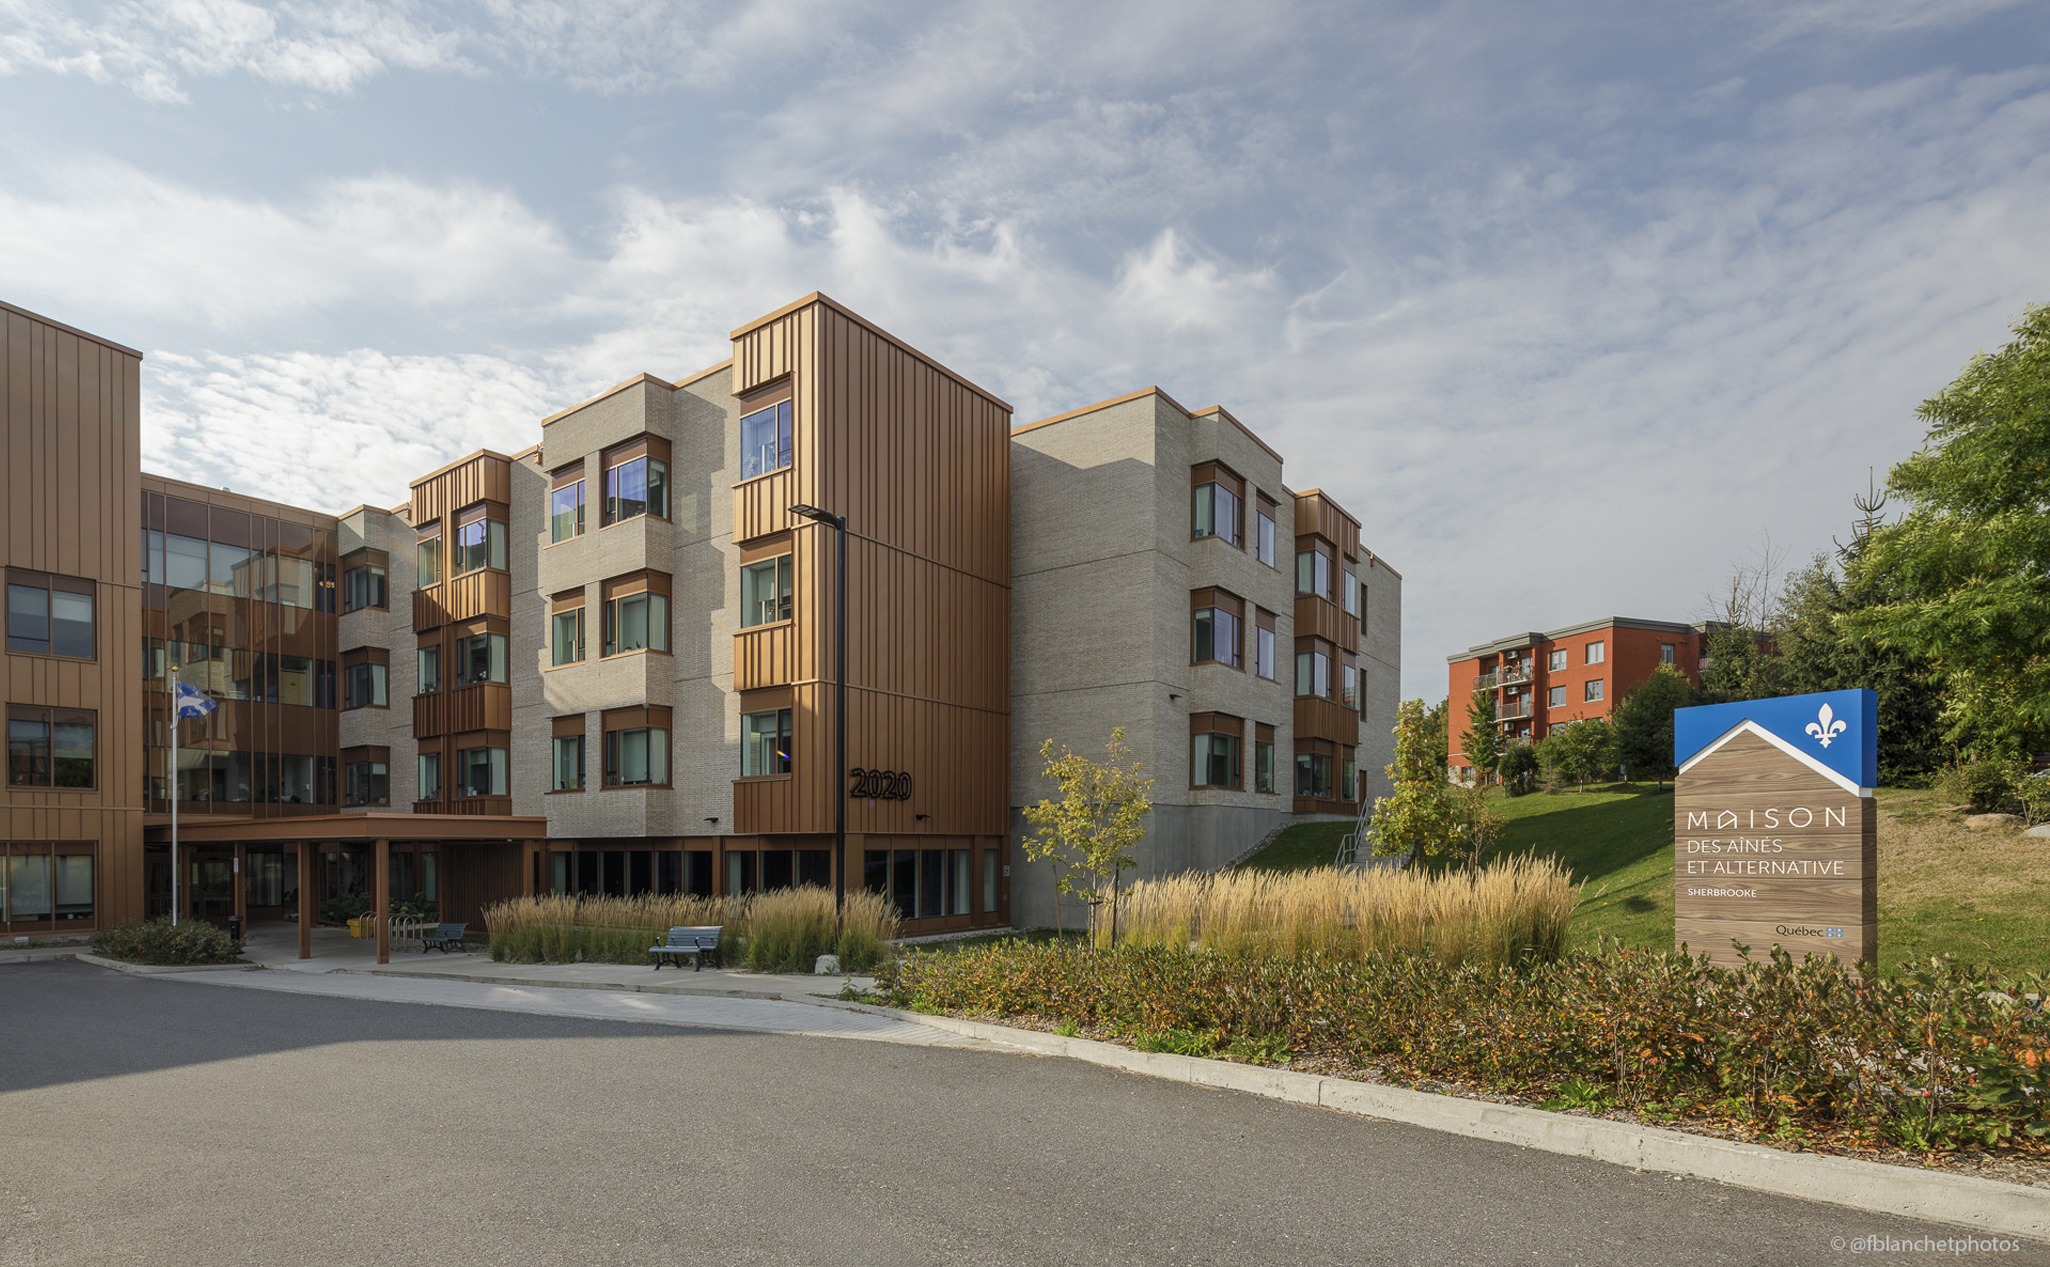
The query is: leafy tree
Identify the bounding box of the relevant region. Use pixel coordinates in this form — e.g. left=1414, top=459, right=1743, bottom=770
left=1845, top=303, right=2050, bottom=758
left=1461, top=687, right=1502, bottom=784
left=1372, top=699, right=1459, bottom=867
left=1537, top=718, right=1616, bottom=787
left=1451, top=781, right=1504, bottom=878
left=1497, top=742, right=1540, bottom=796
left=1699, top=536, right=1790, bottom=704
left=1610, top=664, right=1696, bottom=788
left=1020, top=728, right=1155, bottom=943
left=1419, top=697, right=1451, bottom=778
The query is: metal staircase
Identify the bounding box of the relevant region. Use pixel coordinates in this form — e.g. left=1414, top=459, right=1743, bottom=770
left=1333, top=798, right=1375, bottom=869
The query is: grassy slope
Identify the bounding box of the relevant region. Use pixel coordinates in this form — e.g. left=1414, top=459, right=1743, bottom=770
left=1236, top=782, right=2050, bottom=976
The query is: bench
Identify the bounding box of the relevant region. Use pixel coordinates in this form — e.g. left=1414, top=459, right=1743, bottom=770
left=650, top=926, right=723, bottom=971
left=420, top=922, right=468, bottom=954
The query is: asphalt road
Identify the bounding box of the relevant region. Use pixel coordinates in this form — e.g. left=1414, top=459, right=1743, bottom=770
left=0, top=961, right=2034, bottom=1267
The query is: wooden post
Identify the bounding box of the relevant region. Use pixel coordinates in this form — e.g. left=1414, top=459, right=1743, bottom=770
left=375, top=837, right=390, bottom=965
left=297, top=842, right=312, bottom=960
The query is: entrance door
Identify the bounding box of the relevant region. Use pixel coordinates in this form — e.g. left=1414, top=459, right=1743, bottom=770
left=191, top=853, right=235, bottom=920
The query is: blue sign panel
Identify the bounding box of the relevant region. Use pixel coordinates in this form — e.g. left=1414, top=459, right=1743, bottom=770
left=1674, top=689, right=1877, bottom=791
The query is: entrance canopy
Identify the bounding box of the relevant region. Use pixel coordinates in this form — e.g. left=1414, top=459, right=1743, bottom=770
left=165, top=813, right=549, bottom=964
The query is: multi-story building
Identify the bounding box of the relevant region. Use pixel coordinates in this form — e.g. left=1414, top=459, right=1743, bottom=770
left=1, top=293, right=1400, bottom=950
left=1009, top=388, right=1400, bottom=927
left=1445, top=617, right=1709, bottom=777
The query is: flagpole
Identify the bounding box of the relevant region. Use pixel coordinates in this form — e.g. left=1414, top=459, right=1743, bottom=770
left=169, top=663, right=180, bottom=928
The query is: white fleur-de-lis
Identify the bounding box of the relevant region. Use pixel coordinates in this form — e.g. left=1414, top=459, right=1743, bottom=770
left=1805, top=703, right=1847, bottom=749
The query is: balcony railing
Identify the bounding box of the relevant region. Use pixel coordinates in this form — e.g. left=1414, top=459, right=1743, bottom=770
left=1475, top=664, right=1535, bottom=691
left=1498, top=701, right=1533, bottom=721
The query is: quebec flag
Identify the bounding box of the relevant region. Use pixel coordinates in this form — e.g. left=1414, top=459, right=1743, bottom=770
left=173, top=680, right=219, bottom=719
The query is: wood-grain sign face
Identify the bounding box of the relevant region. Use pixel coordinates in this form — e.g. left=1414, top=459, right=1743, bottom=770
left=1672, top=689, right=1877, bottom=968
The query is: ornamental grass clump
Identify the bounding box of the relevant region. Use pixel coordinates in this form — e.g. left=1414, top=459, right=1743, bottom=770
left=882, top=940, right=2050, bottom=1156
left=484, top=893, right=731, bottom=964
left=741, top=886, right=837, bottom=972
left=1109, top=856, right=1576, bottom=968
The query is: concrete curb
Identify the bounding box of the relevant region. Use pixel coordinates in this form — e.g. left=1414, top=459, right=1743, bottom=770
left=842, top=1005, right=2050, bottom=1243
left=0, top=948, right=87, bottom=966
left=73, top=952, right=253, bottom=976
left=343, top=966, right=794, bottom=1002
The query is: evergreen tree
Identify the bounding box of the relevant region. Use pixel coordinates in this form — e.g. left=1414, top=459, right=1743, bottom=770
left=1610, top=664, right=1695, bottom=788
left=1460, top=687, right=1501, bottom=784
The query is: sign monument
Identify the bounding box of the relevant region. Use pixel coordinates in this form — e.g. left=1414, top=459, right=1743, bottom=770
left=1672, top=689, right=1878, bottom=967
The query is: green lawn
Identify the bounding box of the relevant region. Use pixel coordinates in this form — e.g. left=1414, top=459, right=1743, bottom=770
left=1231, top=782, right=2050, bottom=976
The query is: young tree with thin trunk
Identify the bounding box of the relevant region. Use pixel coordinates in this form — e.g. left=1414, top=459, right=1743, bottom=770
left=1020, top=728, right=1155, bottom=945
left=1373, top=699, right=1459, bottom=868
left=1461, top=687, right=1501, bottom=786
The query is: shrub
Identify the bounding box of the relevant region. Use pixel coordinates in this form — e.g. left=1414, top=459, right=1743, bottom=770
left=1937, top=757, right=2026, bottom=814
left=1498, top=744, right=1540, bottom=796
left=881, top=940, right=2050, bottom=1155
left=90, top=917, right=242, bottom=966
left=1107, top=857, right=1577, bottom=968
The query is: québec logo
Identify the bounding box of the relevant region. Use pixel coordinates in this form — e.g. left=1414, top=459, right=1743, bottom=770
left=1805, top=702, right=1847, bottom=749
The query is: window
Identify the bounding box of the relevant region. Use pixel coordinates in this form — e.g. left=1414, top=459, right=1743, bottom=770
left=6, top=573, right=94, bottom=659
left=551, top=604, right=586, bottom=666
left=458, top=632, right=508, bottom=684
left=983, top=847, right=999, bottom=914
left=1295, top=751, right=1333, bottom=798
left=343, top=761, right=388, bottom=807
left=1548, top=685, right=1566, bottom=708
left=1255, top=623, right=1276, bottom=681
left=1584, top=679, right=1604, bottom=703
left=453, top=512, right=507, bottom=575
left=341, top=562, right=387, bottom=612
left=1255, top=737, right=1276, bottom=793
left=7, top=706, right=94, bottom=788
left=1661, top=643, right=1676, bottom=665
left=1255, top=501, right=1277, bottom=566
left=864, top=847, right=971, bottom=922
left=1342, top=749, right=1358, bottom=802
left=416, top=528, right=443, bottom=588
left=1585, top=640, right=1605, bottom=666
left=552, top=734, right=584, bottom=792
left=1295, top=548, right=1331, bottom=599
left=457, top=746, right=508, bottom=798
left=1343, top=568, right=1359, bottom=616
left=1549, top=649, right=1567, bottom=672
left=550, top=474, right=585, bottom=543
left=418, top=752, right=441, bottom=801
left=604, top=713, right=670, bottom=788
left=342, top=661, right=388, bottom=709
left=741, top=555, right=792, bottom=627
left=2, top=844, right=95, bottom=929
left=1342, top=663, right=1359, bottom=710
left=602, top=575, right=670, bottom=656
left=1192, top=482, right=1241, bottom=546
left=742, top=708, right=792, bottom=776
left=741, top=400, right=793, bottom=480
left=1191, top=730, right=1241, bottom=789
left=603, top=443, right=669, bottom=524
left=417, top=645, right=441, bottom=694
left=1192, top=604, right=1241, bottom=668
left=1295, top=646, right=1331, bottom=698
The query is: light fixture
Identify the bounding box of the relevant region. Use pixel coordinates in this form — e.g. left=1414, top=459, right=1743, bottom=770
left=704, top=816, right=719, bottom=824
left=1168, top=693, right=1181, bottom=702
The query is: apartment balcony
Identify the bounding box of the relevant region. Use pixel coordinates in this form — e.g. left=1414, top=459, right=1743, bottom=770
left=1474, top=664, right=1534, bottom=691
left=1497, top=701, right=1533, bottom=722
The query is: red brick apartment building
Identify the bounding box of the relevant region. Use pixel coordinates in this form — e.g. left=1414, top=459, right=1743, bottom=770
left=1445, top=617, right=1709, bottom=777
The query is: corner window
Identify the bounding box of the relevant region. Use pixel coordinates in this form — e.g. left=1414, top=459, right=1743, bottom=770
left=416, top=645, right=441, bottom=694
left=458, top=632, right=508, bottom=684
left=1585, top=640, right=1606, bottom=666
left=1548, top=649, right=1567, bottom=672
left=603, top=443, right=669, bottom=524
left=1255, top=504, right=1277, bottom=566
left=552, top=734, right=585, bottom=791
left=6, top=706, right=94, bottom=788
left=1192, top=482, right=1242, bottom=546
left=341, top=563, right=387, bottom=612
left=343, top=761, right=388, bottom=807
left=740, top=555, right=793, bottom=628
left=550, top=475, right=585, bottom=543
left=1585, top=679, right=1605, bottom=702
left=741, top=400, right=793, bottom=480
left=1255, top=739, right=1275, bottom=793
left=416, top=529, right=443, bottom=588
left=5, top=573, right=94, bottom=659
left=602, top=575, right=670, bottom=656
left=453, top=513, right=507, bottom=575
left=1295, top=548, right=1331, bottom=599
left=1342, top=663, right=1358, bottom=710
left=604, top=724, right=669, bottom=788
left=552, top=604, right=586, bottom=666
left=342, top=662, right=388, bottom=710
left=1255, top=624, right=1276, bottom=681
left=456, top=746, right=508, bottom=798
left=1295, top=751, right=1333, bottom=798
left=1192, top=606, right=1241, bottom=668
left=1294, top=647, right=1331, bottom=698
left=417, top=752, right=442, bottom=801
left=742, top=708, right=792, bottom=776
left=1343, top=568, right=1359, bottom=616
left=1191, top=726, right=1242, bottom=789
left=1342, top=748, right=1358, bottom=801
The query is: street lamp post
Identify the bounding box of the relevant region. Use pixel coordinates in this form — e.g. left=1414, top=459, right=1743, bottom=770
left=788, top=504, right=847, bottom=920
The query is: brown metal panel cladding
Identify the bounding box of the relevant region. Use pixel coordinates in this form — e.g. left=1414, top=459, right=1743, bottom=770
left=738, top=534, right=792, bottom=565
left=167, top=495, right=207, bottom=538
left=600, top=434, right=669, bottom=468
left=1187, top=712, right=1246, bottom=736
left=416, top=569, right=512, bottom=631
left=733, top=468, right=796, bottom=544
left=549, top=587, right=585, bottom=611
left=551, top=714, right=586, bottom=739
left=601, top=704, right=671, bottom=733
left=454, top=499, right=508, bottom=528
left=1190, top=460, right=1245, bottom=497
left=341, top=744, right=392, bottom=765
left=550, top=460, right=586, bottom=490
left=1255, top=606, right=1277, bottom=632
left=1295, top=594, right=1354, bottom=649
left=733, top=623, right=795, bottom=692
left=600, top=569, right=668, bottom=601
left=1190, top=587, right=1246, bottom=619
left=1255, top=722, right=1276, bottom=743
left=1294, top=695, right=1356, bottom=744
left=339, top=646, right=390, bottom=669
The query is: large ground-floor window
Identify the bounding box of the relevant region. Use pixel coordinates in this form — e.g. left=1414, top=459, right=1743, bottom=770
left=1, top=842, right=95, bottom=931
left=862, top=848, right=972, bottom=922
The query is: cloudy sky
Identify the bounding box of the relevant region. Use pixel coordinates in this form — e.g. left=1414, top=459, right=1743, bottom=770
left=3, top=0, right=2047, bottom=700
